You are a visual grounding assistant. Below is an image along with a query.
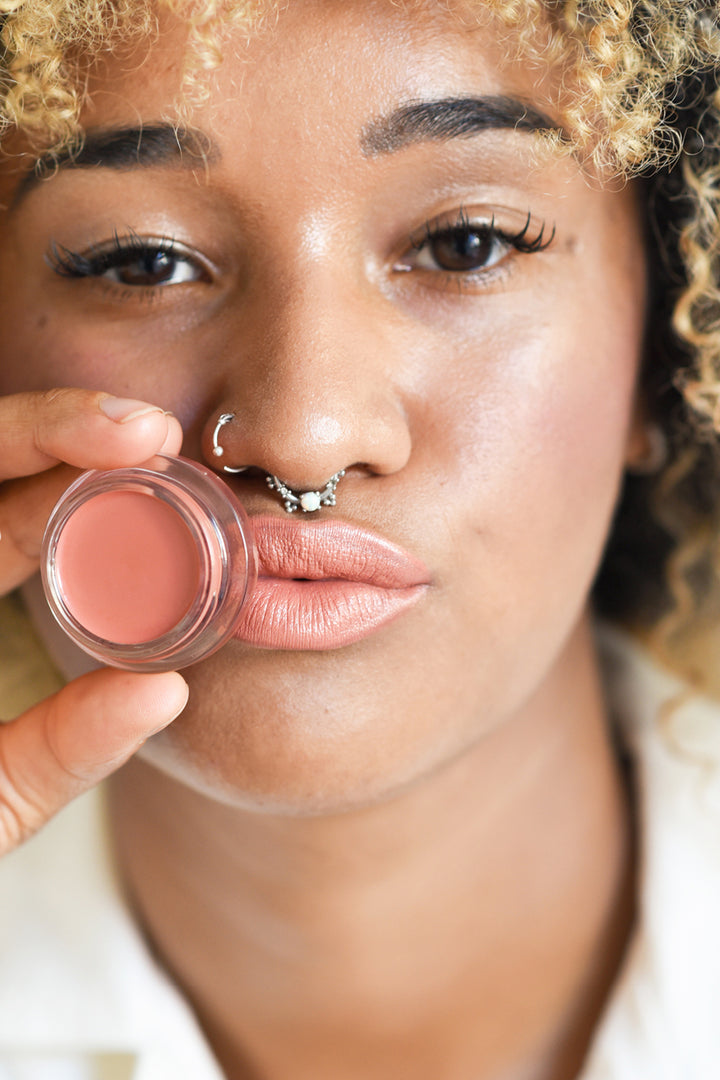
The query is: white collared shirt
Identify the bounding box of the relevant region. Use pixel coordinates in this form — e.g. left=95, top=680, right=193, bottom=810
left=1, top=627, right=719, bottom=1079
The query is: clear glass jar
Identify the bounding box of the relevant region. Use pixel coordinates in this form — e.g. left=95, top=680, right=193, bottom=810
left=42, top=455, right=256, bottom=672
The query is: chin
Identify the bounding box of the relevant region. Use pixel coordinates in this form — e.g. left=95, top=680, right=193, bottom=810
left=132, top=630, right=486, bottom=817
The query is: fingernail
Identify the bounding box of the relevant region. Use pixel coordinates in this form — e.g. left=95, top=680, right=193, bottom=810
left=99, top=396, right=165, bottom=424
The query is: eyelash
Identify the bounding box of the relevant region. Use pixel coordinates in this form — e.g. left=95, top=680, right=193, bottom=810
left=46, top=232, right=205, bottom=288
left=398, top=208, right=555, bottom=286
left=419, top=208, right=553, bottom=253
left=44, top=210, right=555, bottom=299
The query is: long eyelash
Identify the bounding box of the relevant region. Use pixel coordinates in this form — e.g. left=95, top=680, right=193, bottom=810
left=509, top=212, right=556, bottom=254
left=414, top=208, right=556, bottom=255
left=47, top=231, right=177, bottom=278
left=46, top=241, right=94, bottom=277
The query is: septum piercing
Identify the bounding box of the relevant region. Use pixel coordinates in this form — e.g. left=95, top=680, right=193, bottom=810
left=266, top=471, right=346, bottom=513
left=211, top=413, right=247, bottom=474
left=211, top=412, right=345, bottom=512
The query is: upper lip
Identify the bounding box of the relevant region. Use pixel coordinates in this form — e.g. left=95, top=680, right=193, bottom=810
left=250, top=516, right=430, bottom=589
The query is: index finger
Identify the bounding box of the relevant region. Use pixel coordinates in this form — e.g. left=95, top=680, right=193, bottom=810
left=0, top=388, right=183, bottom=482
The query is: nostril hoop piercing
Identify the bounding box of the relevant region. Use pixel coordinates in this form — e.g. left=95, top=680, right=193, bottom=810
left=210, top=412, right=345, bottom=510
left=211, top=413, right=247, bottom=474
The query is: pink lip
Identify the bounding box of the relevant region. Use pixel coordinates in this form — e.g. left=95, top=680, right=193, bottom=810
left=233, top=517, right=430, bottom=651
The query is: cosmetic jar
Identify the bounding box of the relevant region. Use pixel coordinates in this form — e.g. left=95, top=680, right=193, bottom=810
left=41, top=455, right=256, bottom=672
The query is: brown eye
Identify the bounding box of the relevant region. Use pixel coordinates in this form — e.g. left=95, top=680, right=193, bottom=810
left=103, top=249, right=201, bottom=287
left=428, top=227, right=503, bottom=272
left=397, top=222, right=510, bottom=277
left=48, top=237, right=207, bottom=287
left=112, top=250, right=180, bottom=286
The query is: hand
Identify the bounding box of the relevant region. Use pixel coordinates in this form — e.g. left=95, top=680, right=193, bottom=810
left=0, top=387, right=183, bottom=592
left=0, top=388, right=189, bottom=855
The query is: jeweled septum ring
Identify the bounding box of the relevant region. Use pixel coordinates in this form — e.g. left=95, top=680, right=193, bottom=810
left=266, top=471, right=345, bottom=513
left=211, top=412, right=344, bottom=512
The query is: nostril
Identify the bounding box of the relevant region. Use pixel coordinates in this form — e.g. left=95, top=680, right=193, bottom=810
left=206, top=463, right=266, bottom=486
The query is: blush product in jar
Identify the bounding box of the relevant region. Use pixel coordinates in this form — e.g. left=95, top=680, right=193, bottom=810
left=41, top=455, right=256, bottom=672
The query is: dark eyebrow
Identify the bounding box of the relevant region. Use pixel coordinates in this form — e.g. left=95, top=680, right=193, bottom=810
left=13, top=124, right=219, bottom=205
left=360, top=96, right=556, bottom=156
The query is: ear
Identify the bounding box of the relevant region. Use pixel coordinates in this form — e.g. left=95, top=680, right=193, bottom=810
left=624, top=398, right=668, bottom=475
left=624, top=396, right=651, bottom=470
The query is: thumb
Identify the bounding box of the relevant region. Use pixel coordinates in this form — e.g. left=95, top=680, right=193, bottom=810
left=0, top=668, right=188, bottom=855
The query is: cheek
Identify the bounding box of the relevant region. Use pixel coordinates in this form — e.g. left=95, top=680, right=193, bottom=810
left=418, top=281, right=643, bottom=656
left=0, top=226, right=198, bottom=405
left=511, top=289, right=642, bottom=573
left=0, top=297, right=207, bottom=429
left=513, top=339, right=636, bottom=578
left=0, top=274, right=115, bottom=395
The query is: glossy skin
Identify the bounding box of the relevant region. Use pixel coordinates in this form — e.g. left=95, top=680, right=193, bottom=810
left=0, top=3, right=646, bottom=1075
left=0, top=1, right=645, bottom=814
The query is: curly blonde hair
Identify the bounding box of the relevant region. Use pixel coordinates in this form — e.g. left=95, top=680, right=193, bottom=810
left=2, top=0, right=720, bottom=659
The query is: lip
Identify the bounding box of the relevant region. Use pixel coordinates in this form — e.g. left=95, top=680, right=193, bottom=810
left=233, top=516, right=430, bottom=651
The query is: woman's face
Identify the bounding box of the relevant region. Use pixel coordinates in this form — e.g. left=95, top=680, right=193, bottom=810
left=0, top=0, right=647, bottom=812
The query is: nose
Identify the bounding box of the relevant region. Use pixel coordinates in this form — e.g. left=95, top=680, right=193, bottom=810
left=202, top=277, right=412, bottom=491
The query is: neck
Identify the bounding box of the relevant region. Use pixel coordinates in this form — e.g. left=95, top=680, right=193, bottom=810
left=107, top=617, right=635, bottom=1080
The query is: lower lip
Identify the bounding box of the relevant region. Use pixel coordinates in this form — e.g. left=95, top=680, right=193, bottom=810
left=42, top=458, right=429, bottom=667
left=233, top=577, right=428, bottom=651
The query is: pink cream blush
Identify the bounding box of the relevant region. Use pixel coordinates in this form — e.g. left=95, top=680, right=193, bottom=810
left=55, top=490, right=201, bottom=644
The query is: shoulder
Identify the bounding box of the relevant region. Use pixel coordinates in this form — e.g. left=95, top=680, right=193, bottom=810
left=0, top=787, right=224, bottom=1076
left=583, top=625, right=720, bottom=1080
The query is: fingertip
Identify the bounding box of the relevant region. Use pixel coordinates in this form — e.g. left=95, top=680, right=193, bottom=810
left=120, top=670, right=189, bottom=739
left=62, top=395, right=183, bottom=469
left=99, top=402, right=184, bottom=465
left=152, top=671, right=190, bottom=730
left=160, top=414, right=184, bottom=456
left=97, top=396, right=166, bottom=424
left=16, top=390, right=185, bottom=473
left=115, top=407, right=179, bottom=456
left=97, top=398, right=171, bottom=442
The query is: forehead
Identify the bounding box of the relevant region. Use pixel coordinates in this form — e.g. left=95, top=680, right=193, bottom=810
left=28, top=0, right=564, bottom=220
left=78, top=0, right=556, bottom=132
left=0, top=0, right=581, bottom=236
left=5, top=0, right=690, bottom=185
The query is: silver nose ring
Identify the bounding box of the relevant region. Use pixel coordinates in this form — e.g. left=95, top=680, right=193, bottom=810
left=210, top=413, right=345, bottom=512
left=211, top=413, right=247, bottom=474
